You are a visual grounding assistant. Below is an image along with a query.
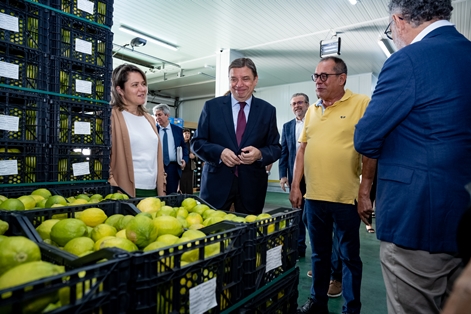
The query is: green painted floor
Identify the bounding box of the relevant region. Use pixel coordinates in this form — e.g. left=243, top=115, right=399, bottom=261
left=264, top=192, right=388, bottom=314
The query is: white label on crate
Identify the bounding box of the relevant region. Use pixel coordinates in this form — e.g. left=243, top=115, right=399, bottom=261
left=75, top=38, right=92, bottom=55
left=77, top=0, right=95, bottom=15
left=74, top=121, right=91, bottom=135
left=72, top=162, right=90, bottom=176
left=0, top=160, right=18, bottom=176
left=266, top=245, right=283, bottom=273
left=189, top=277, right=217, bottom=314
left=75, top=79, right=92, bottom=94
left=0, top=61, right=19, bottom=80
left=0, top=13, right=19, bottom=32
left=0, top=115, right=19, bottom=131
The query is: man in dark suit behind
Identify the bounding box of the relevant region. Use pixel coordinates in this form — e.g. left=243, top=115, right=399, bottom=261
left=191, top=58, right=281, bottom=215
left=153, top=104, right=189, bottom=194
left=354, top=0, right=471, bottom=313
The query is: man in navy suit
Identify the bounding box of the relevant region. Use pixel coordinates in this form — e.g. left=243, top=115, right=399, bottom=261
left=192, top=58, right=281, bottom=214
left=153, top=104, right=189, bottom=194
left=354, top=0, right=471, bottom=312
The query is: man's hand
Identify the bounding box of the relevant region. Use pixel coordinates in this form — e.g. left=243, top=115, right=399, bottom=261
left=357, top=193, right=373, bottom=225
left=189, top=153, right=195, bottom=159
left=220, top=148, right=241, bottom=167
left=289, top=186, right=303, bottom=209
left=280, top=177, right=289, bottom=192
left=238, top=146, right=262, bottom=164
left=180, top=160, right=186, bottom=170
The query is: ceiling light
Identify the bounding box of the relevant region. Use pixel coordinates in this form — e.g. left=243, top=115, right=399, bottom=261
left=348, top=0, right=358, bottom=4
left=378, top=38, right=395, bottom=58
left=119, top=25, right=178, bottom=51
left=320, top=37, right=341, bottom=58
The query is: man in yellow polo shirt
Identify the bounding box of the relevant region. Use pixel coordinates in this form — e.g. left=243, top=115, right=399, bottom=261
left=291, top=56, right=377, bottom=314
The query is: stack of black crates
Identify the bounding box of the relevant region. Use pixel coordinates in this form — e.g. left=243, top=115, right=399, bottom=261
left=0, top=0, right=113, bottom=185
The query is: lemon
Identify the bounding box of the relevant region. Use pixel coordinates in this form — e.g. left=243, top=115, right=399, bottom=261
left=245, top=215, right=257, bottom=223
left=116, top=229, right=127, bottom=239
left=75, top=194, right=90, bottom=201
left=177, top=216, right=189, bottom=228
left=64, top=237, right=95, bottom=256
left=29, top=194, right=45, bottom=206
left=94, top=236, right=115, bottom=251
left=36, top=219, right=60, bottom=240
left=45, top=195, right=67, bottom=208
left=126, top=215, right=158, bottom=249
left=50, top=218, right=88, bottom=247
left=0, top=195, right=7, bottom=202
left=99, top=237, right=138, bottom=252
left=80, top=207, right=107, bottom=227
left=89, top=194, right=103, bottom=202
left=232, top=217, right=246, bottom=223
left=176, top=207, right=189, bottom=218
left=0, top=261, right=64, bottom=313
left=188, top=223, right=205, bottom=230
left=156, top=234, right=179, bottom=245
left=191, top=204, right=210, bottom=216
left=0, top=219, right=9, bottom=235
left=136, top=197, right=161, bottom=214
left=203, top=216, right=224, bottom=226
left=0, top=236, right=41, bottom=276
left=72, top=199, right=88, bottom=205
left=0, top=198, right=25, bottom=211
left=105, top=214, right=124, bottom=230
left=176, top=237, right=199, bottom=263
left=156, top=206, right=176, bottom=217
left=186, top=212, right=203, bottom=226
left=36, top=198, right=48, bottom=208
left=119, top=215, right=134, bottom=230
left=202, top=209, right=216, bottom=219
left=143, top=240, right=170, bottom=252
left=91, top=224, right=117, bottom=242
left=31, top=188, right=52, bottom=199
left=154, top=216, right=184, bottom=237
left=181, top=198, right=197, bottom=212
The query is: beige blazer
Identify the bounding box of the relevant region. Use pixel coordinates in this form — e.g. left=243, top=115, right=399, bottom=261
left=109, top=107, right=166, bottom=197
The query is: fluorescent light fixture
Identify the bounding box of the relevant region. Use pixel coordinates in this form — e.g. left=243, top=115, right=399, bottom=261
left=119, top=25, right=178, bottom=51
left=320, top=37, right=341, bottom=58
left=378, top=38, right=395, bottom=58
left=349, top=0, right=358, bottom=5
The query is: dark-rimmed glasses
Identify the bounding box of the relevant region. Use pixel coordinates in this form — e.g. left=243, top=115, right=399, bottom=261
left=384, top=16, right=404, bottom=40
left=311, top=73, right=343, bottom=82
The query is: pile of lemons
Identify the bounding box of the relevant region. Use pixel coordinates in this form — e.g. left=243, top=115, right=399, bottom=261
left=0, top=188, right=128, bottom=211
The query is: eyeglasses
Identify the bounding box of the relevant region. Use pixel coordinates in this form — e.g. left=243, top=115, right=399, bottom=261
left=384, top=16, right=404, bottom=40
left=291, top=100, right=306, bottom=106
left=311, top=73, right=343, bottom=82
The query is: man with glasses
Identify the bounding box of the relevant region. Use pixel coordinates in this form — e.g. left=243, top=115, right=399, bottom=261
left=291, top=56, right=376, bottom=314
left=354, top=0, right=471, bottom=313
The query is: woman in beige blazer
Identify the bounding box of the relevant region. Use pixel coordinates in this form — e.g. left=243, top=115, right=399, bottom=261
left=109, top=64, right=165, bottom=197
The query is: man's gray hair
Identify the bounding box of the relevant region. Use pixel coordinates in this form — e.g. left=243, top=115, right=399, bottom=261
left=153, top=104, right=170, bottom=115
left=291, top=93, right=310, bottom=104
left=389, top=0, right=453, bottom=27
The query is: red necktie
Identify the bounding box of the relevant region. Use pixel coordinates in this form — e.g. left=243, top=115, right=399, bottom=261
left=236, top=102, right=247, bottom=146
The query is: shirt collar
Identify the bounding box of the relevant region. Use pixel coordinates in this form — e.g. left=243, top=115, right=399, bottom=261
left=231, top=95, right=253, bottom=108
left=411, top=20, right=454, bottom=44
left=315, top=89, right=353, bottom=108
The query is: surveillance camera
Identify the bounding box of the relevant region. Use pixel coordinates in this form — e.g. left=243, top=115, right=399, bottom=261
left=131, top=37, right=147, bottom=47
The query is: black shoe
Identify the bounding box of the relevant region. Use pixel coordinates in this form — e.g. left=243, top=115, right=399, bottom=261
left=297, top=298, right=329, bottom=314
left=298, top=250, right=306, bottom=258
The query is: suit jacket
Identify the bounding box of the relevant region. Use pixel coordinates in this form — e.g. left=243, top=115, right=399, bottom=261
left=157, top=123, right=189, bottom=178
left=354, top=25, right=471, bottom=254
left=279, top=118, right=298, bottom=184
left=191, top=94, right=281, bottom=211
left=109, top=107, right=165, bottom=197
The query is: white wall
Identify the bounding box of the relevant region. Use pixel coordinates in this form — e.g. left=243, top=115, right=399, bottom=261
left=179, top=72, right=376, bottom=182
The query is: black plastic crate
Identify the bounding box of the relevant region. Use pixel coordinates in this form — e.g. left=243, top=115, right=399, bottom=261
left=50, top=11, right=113, bottom=69
left=0, top=89, right=50, bottom=143
left=52, top=0, right=114, bottom=27
left=0, top=0, right=50, bottom=52
left=234, top=267, right=299, bottom=314
left=49, top=56, right=111, bottom=102
left=0, top=42, right=48, bottom=90
left=129, top=221, right=247, bottom=313
left=49, top=98, right=111, bottom=146
left=242, top=208, right=301, bottom=297
left=49, top=145, right=110, bottom=182
left=0, top=142, right=49, bottom=183
left=0, top=211, right=132, bottom=313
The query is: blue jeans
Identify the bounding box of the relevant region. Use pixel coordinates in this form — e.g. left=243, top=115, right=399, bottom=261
left=331, top=224, right=342, bottom=282
left=304, top=199, right=362, bottom=314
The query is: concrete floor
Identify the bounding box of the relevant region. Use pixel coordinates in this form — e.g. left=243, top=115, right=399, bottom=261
left=263, top=191, right=388, bottom=314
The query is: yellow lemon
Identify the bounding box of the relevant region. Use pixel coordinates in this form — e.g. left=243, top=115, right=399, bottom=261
left=80, top=207, right=107, bottom=227
left=91, top=224, right=117, bottom=242
left=0, top=236, right=41, bottom=276
left=50, top=219, right=88, bottom=247
left=36, top=219, right=60, bottom=240
left=31, top=188, right=52, bottom=199
left=136, top=197, right=161, bottom=213
left=63, top=237, right=95, bottom=256
left=0, top=198, right=25, bottom=211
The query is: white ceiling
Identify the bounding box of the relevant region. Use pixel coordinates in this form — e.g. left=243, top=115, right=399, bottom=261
left=110, top=0, right=471, bottom=102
